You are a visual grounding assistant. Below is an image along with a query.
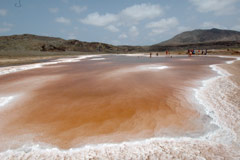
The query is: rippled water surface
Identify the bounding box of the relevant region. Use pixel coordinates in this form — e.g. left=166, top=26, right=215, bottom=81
left=0, top=55, right=236, bottom=155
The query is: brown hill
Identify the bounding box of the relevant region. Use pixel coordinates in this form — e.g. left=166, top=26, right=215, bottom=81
left=158, top=28, right=240, bottom=46
left=0, top=28, right=240, bottom=55
left=0, top=34, right=146, bottom=53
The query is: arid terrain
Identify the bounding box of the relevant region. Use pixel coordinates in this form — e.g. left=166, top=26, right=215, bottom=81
left=0, top=28, right=240, bottom=159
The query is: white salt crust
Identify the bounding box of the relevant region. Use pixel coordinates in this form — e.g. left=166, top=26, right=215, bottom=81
left=0, top=56, right=240, bottom=159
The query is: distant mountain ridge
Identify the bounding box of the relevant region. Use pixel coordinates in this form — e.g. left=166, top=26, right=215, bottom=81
left=158, top=28, right=240, bottom=46
left=0, top=34, right=146, bottom=53
left=0, top=28, right=240, bottom=54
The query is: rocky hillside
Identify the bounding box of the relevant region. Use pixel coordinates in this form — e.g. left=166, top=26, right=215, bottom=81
left=158, top=28, right=240, bottom=46
left=0, top=34, right=64, bottom=51
left=0, top=34, right=146, bottom=53
left=1, top=28, right=240, bottom=55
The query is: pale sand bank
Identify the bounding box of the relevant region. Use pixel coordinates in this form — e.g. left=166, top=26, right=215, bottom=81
left=0, top=55, right=99, bottom=76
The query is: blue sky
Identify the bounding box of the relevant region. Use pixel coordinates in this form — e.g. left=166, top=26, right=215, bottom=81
left=0, top=0, right=240, bottom=45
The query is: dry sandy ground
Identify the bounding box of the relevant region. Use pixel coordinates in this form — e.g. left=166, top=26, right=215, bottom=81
left=0, top=48, right=239, bottom=66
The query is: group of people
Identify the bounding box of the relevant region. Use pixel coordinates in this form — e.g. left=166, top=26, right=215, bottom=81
left=149, top=52, right=160, bottom=58
left=148, top=49, right=208, bottom=58
left=149, top=51, right=172, bottom=58
left=187, top=49, right=208, bottom=56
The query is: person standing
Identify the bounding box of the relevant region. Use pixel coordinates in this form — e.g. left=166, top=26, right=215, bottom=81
left=188, top=50, right=192, bottom=57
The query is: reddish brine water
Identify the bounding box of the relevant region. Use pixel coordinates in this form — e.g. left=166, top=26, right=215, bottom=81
left=0, top=55, right=237, bottom=156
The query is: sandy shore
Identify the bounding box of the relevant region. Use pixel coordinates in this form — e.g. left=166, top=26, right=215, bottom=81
left=0, top=55, right=99, bottom=76
left=0, top=54, right=239, bottom=159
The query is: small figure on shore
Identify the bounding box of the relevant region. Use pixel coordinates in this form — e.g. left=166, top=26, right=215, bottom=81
left=166, top=50, right=168, bottom=55
left=188, top=50, right=192, bottom=57
left=205, top=49, right=208, bottom=55
left=156, top=52, right=159, bottom=56
left=150, top=52, right=152, bottom=58
left=192, top=50, right=195, bottom=55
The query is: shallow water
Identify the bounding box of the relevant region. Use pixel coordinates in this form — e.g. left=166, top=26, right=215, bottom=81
left=0, top=55, right=237, bottom=157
